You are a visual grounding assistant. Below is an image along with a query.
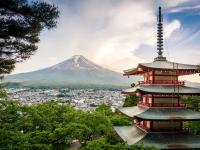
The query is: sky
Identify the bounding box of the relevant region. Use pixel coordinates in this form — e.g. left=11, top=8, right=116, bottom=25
left=13, top=0, right=200, bottom=82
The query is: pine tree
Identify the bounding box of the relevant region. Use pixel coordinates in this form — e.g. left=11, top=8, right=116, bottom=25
left=0, top=0, right=59, bottom=74
left=0, top=58, right=15, bottom=75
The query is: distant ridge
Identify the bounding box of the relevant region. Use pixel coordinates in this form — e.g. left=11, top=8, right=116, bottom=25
left=5, top=55, right=140, bottom=88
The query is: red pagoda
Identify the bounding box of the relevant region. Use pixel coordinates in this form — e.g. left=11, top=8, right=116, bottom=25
left=114, top=7, right=200, bottom=149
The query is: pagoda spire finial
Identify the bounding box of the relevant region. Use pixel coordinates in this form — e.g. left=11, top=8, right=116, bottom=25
left=154, top=6, right=167, bottom=61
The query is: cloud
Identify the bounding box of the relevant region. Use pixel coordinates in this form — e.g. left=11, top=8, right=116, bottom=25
left=160, top=0, right=191, bottom=7
left=168, top=4, right=200, bottom=13
left=164, top=20, right=181, bottom=38
left=48, top=56, right=58, bottom=61
left=12, top=0, right=196, bottom=74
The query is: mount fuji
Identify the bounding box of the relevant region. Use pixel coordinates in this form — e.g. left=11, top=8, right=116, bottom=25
left=5, top=55, right=139, bottom=88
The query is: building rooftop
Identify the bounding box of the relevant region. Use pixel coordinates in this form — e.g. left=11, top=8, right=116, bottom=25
left=117, top=106, right=200, bottom=120
left=117, top=106, right=147, bottom=118
left=137, top=132, right=200, bottom=149
left=113, top=126, right=146, bottom=145
left=123, top=60, right=199, bottom=76
left=136, top=108, right=200, bottom=121
left=122, top=85, right=200, bottom=95
left=114, top=125, right=200, bottom=149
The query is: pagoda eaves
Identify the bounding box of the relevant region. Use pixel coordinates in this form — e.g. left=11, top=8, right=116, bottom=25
left=123, top=61, right=199, bottom=76
left=117, top=106, right=200, bottom=121
left=114, top=126, right=200, bottom=149
left=122, top=85, right=200, bottom=95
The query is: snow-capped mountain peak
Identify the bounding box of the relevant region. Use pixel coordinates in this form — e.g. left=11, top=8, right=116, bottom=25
left=50, top=55, right=103, bottom=70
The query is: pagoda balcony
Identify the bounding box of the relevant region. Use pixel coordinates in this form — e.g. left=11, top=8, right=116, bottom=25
left=138, top=101, right=186, bottom=108
left=136, top=123, right=189, bottom=132
left=152, top=103, right=186, bottom=108
left=139, top=80, right=185, bottom=85
left=150, top=127, right=189, bottom=132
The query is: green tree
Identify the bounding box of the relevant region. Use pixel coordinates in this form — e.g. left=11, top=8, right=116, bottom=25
left=81, top=137, right=158, bottom=150
left=197, top=65, right=200, bottom=71
left=0, top=100, right=157, bottom=150
left=0, top=88, right=7, bottom=98
left=109, top=114, right=132, bottom=126
left=184, top=121, right=200, bottom=135
left=95, top=104, right=132, bottom=126
left=182, top=96, right=200, bottom=111
left=95, top=104, right=113, bottom=116
left=0, top=59, right=15, bottom=74
left=123, top=95, right=139, bottom=107
left=182, top=96, right=200, bottom=135
left=0, top=0, right=59, bottom=74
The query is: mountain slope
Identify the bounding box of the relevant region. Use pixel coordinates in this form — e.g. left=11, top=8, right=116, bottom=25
left=5, top=55, right=139, bottom=88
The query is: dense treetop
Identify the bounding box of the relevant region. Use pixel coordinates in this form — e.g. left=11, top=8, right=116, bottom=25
left=182, top=96, right=200, bottom=135
left=123, top=95, right=139, bottom=107
left=0, top=98, right=158, bottom=150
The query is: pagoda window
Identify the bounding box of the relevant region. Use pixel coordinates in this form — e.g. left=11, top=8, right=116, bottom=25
left=155, top=70, right=176, bottom=75
left=154, top=75, right=177, bottom=81
left=153, top=70, right=179, bottom=84
left=152, top=121, right=182, bottom=131
left=153, top=97, right=178, bottom=103
left=152, top=95, right=184, bottom=107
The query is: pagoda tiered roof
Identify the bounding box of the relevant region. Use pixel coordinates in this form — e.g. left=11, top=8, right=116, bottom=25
left=123, top=60, right=199, bottom=76
left=136, top=108, right=200, bottom=121
left=114, top=125, right=200, bottom=149
left=114, top=126, right=146, bottom=145
left=117, top=106, right=200, bottom=120
left=117, top=106, right=147, bottom=118
left=122, top=85, right=200, bottom=95
left=137, top=132, right=200, bottom=149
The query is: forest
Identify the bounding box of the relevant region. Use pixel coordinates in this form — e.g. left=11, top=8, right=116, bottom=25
left=0, top=91, right=158, bottom=150
left=1, top=93, right=200, bottom=149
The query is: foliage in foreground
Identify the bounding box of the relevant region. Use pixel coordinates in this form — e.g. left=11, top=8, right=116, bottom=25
left=0, top=100, right=158, bottom=150
left=0, top=0, right=59, bottom=74
left=182, top=96, right=200, bottom=135
left=123, top=95, right=139, bottom=107
left=81, top=137, right=158, bottom=150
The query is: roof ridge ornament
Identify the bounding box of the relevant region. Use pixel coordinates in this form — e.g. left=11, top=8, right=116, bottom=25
left=154, top=6, right=167, bottom=61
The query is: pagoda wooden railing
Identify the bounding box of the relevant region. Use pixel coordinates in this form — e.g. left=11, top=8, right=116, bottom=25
left=139, top=80, right=185, bottom=85
left=136, top=123, right=189, bottom=132
left=152, top=103, right=186, bottom=107
left=138, top=101, right=186, bottom=108
left=150, top=127, right=189, bottom=132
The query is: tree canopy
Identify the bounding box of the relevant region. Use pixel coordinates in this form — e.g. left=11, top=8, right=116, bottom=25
left=0, top=99, right=158, bottom=150
left=0, top=0, right=59, bottom=74
left=182, top=95, right=200, bottom=135
left=123, top=95, right=139, bottom=107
